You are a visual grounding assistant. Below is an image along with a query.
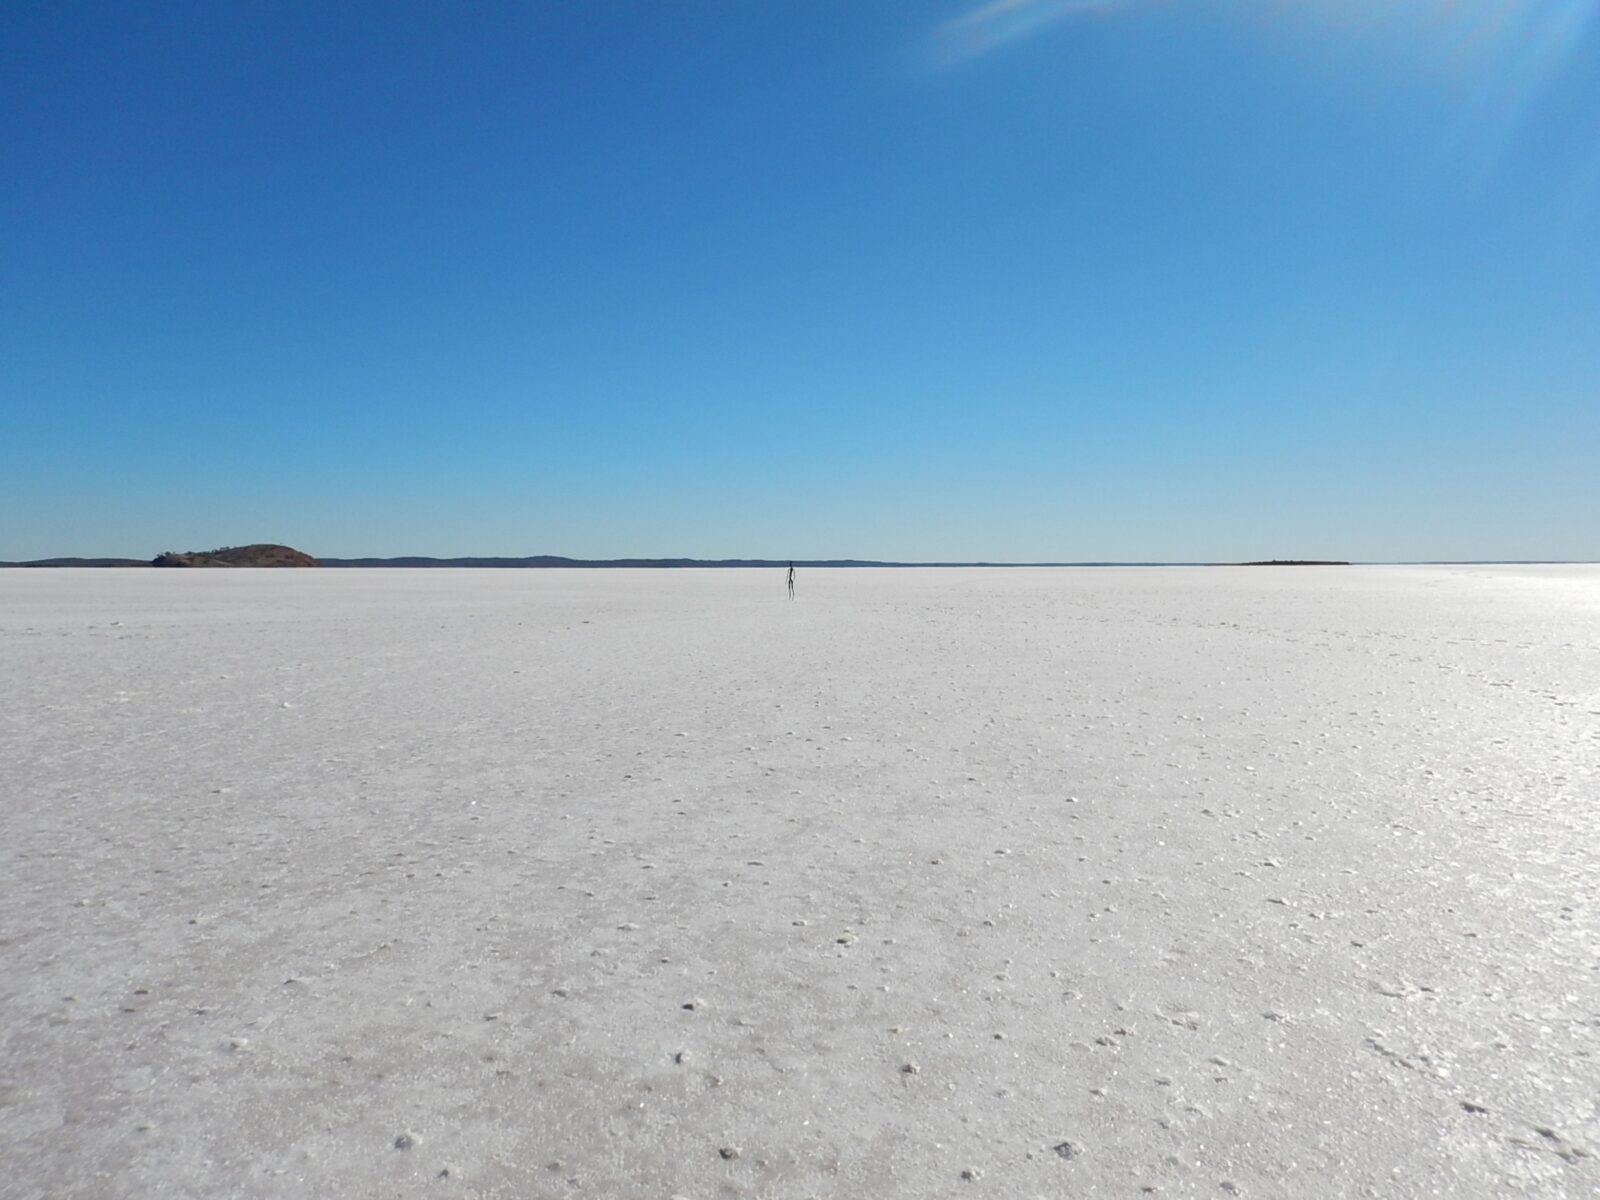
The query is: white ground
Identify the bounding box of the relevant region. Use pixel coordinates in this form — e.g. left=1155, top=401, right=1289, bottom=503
left=2, top=565, right=1597, bottom=1199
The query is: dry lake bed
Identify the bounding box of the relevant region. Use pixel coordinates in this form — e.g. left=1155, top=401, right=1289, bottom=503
left=3, top=565, right=1597, bottom=1198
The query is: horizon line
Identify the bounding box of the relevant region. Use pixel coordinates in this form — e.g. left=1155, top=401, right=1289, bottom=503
left=4, top=554, right=1596, bottom=569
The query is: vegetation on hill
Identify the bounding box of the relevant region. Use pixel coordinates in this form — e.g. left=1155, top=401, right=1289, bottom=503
left=151, top=544, right=318, bottom=568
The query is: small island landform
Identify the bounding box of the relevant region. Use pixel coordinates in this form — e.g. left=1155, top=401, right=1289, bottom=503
left=152, top=544, right=319, bottom=568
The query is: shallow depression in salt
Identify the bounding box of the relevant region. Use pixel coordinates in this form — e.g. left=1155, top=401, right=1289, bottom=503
left=3, top=566, right=1598, bottom=1198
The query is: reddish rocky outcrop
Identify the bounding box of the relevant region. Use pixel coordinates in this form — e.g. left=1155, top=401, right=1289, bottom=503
left=152, top=544, right=318, bottom=567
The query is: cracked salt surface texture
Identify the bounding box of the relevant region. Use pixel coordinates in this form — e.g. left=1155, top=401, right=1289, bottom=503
left=2, top=565, right=1597, bottom=1198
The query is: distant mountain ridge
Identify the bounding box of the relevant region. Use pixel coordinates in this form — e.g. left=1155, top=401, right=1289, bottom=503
left=314, top=556, right=1176, bottom=568
left=321, top=555, right=998, bottom=568
left=0, top=557, right=150, bottom=568
left=4, top=549, right=1376, bottom=568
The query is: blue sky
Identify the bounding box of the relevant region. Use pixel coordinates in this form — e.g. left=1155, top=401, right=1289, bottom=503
left=4, top=0, right=1597, bottom=561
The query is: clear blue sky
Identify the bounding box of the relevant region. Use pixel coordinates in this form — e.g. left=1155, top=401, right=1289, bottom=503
left=4, top=0, right=1597, bottom=562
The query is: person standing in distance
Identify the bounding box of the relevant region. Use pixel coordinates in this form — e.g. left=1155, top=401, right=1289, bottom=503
left=787, top=561, right=795, bottom=600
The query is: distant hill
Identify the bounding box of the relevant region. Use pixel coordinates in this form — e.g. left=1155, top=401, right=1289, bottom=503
left=0, top=557, right=149, bottom=567
left=1237, top=560, right=1350, bottom=566
left=152, top=544, right=319, bottom=568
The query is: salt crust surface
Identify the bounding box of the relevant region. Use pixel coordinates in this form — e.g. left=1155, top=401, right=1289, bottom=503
left=2, top=565, right=1597, bottom=1199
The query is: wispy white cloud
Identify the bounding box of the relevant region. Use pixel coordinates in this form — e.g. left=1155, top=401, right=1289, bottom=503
left=927, top=0, right=1143, bottom=67
left=927, top=0, right=1600, bottom=76
left=1421, top=0, right=1600, bottom=209
left=922, top=0, right=1600, bottom=212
